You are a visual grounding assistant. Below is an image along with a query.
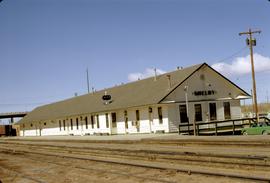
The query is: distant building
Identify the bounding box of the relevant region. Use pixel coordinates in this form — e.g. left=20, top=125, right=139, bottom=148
left=17, top=63, right=250, bottom=136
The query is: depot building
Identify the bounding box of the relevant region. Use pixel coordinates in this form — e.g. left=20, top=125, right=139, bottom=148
left=17, top=63, right=250, bottom=136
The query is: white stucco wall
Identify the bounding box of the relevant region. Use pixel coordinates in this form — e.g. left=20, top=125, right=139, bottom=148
left=20, top=104, right=170, bottom=136
left=20, top=100, right=242, bottom=136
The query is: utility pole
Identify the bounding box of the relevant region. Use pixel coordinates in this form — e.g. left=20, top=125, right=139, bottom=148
left=86, top=68, right=90, bottom=94
left=239, top=29, right=261, bottom=122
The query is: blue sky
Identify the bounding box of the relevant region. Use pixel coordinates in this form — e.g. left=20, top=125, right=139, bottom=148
left=0, top=0, right=270, bottom=114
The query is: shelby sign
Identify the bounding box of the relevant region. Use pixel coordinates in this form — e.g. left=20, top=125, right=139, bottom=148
left=102, top=91, right=113, bottom=105
left=192, top=90, right=216, bottom=96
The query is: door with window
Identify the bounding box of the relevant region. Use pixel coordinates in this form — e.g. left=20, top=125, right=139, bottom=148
left=209, top=103, right=217, bottom=121
left=224, top=102, right=231, bottom=119
left=135, top=110, right=140, bottom=132
left=124, top=111, right=128, bottom=133
left=111, top=112, right=117, bottom=134
left=148, top=107, right=153, bottom=132
left=194, top=104, right=202, bottom=122
left=179, top=105, right=189, bottom=123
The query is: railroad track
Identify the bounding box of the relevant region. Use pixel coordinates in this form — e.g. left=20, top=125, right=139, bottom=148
left=0, top=150, right=177, bottom=183
left=0, top=164, right=46, bottom=183
left=0, top=142, right=270, bottom=171
left=4, top=137, right=270, bottom=147
left=0, top=140, right=269, bottom=182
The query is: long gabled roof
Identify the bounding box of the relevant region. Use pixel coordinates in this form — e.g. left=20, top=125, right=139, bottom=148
left=18, top=63, right=251, bottom=124
left=18, top=63, right=205, bottom=124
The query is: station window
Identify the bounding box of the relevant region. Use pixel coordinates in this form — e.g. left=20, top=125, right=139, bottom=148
left=91, top=115, right=94, bottom=128
left=96, top=115, right=100, bottom=128
left=70, top=119, right=73, bottom=130
left=224, top=102, right=231, bottom=119
left=76, top=118, right=79, bottom=130
left=194, top=104, right=202, bottom=122
left=63, top=120, right=66, bottom=130
left=59, top=120, right=61, bottom=131
left=179, top=105, right=188, bottom=123
left=111, top=112, right=117, bottom=128
left=136, top=110, right=140, bottom=122
left=105, top=113, right=109, bottom=128
left=85, top=117, right=88, bottom=129
left=158, top=107, right=163, bottom=124
left=209, top=103, right=217, bottom=121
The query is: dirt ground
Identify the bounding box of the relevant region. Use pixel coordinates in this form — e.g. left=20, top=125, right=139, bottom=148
left=1, top=134, right=270, bottom=183
left=0, top=151, right=260, bottom=183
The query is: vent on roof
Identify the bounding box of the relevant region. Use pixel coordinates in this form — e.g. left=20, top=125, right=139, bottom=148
left=166, top=74, right=171, bottom=89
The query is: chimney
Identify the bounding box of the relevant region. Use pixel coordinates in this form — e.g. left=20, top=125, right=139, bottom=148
left=166, top=74, right=171, bottom=89
left=154, top=68, right=157, bottom=81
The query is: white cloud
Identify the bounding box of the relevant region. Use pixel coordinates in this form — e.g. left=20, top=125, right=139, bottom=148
left=212, top=53, right=270, bottom=77
left=128, top=68, right=166, bottom=82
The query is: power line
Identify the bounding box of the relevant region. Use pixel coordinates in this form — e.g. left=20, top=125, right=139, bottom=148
left=213, top=46, right=248, bottom=63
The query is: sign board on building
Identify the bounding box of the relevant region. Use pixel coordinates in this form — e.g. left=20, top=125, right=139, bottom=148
left=193, top=90, right=216, bottom=96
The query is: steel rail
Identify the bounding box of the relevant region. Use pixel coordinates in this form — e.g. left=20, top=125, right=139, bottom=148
left=0, top=141, right=269, bottom=161
left=0, top=150, right=177, bottom=183
left=0, top=145, right=269, bottom=182
left=3, top=137, right=270, bottom=147
left=0, top=142, right=269, bottom=172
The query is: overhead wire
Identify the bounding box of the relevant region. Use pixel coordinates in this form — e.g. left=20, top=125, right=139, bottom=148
left=213, top=46, right=248, bottom=63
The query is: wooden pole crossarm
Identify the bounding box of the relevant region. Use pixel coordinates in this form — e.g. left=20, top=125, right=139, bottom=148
left=239, top=30, right=261, bottom=36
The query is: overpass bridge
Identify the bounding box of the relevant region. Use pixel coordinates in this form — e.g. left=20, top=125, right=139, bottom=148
left=0, top=112, right=28, bottom=123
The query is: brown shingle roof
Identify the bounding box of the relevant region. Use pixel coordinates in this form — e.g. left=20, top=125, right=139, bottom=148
left=18, top=63, right=204, bottom=124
